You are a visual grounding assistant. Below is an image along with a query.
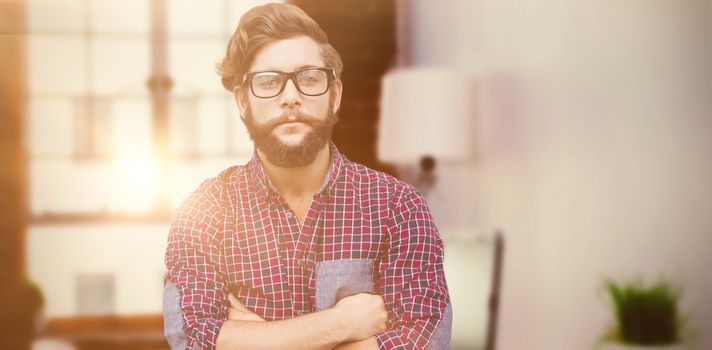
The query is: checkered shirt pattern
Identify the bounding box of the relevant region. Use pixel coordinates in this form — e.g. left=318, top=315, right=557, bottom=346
left=165, top=144, right=450, bottom=349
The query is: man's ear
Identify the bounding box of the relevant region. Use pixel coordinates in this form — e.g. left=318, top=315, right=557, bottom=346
left=330, top=79, right=343, bottom=114
left=233, top=86, right=248, bottom=118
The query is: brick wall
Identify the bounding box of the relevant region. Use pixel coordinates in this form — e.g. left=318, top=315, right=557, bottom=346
left=291, top=0, right=397, bottom=175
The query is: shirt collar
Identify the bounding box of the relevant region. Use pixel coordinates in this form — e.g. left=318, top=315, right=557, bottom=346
left=247, top=141, right=344, bottom=199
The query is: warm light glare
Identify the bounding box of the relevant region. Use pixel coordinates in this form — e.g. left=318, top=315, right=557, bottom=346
left=112, top=156, right=159, bottom=212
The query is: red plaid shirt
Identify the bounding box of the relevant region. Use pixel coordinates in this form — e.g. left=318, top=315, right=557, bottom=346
left=165, top=144, right=450, bottom=349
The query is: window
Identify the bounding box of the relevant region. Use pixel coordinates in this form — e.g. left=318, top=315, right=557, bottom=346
left=26, top=0, right=277, bottom=318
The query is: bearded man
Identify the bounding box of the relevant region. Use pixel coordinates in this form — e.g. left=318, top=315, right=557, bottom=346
left=164, top=3, right=451, bottom=350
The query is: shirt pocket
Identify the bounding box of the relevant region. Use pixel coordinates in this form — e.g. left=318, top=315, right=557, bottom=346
left=315, top=259, right=375, bottom=310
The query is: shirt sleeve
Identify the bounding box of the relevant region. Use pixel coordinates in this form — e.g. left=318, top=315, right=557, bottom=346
left=375, top=188, right=451, bottom=349
left=165, top=178, right=230, bottom=350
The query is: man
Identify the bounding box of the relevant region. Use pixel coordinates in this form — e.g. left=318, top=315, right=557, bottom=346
left=164, top=3, right=451, bottom=350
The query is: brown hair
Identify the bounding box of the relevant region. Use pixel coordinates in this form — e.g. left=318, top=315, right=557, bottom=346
left=216, top=3, right=343, bottom=92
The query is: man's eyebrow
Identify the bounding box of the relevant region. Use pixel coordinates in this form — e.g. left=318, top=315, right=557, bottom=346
left=255, top=65, right=321, bottom=73
left=296, top=65, right=320, bottom=70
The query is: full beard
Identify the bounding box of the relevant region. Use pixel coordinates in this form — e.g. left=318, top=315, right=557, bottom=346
left=242, top=100, right=337, bottom=168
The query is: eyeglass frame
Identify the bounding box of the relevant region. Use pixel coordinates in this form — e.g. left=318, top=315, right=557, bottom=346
left=241, top=67, right=337, bottom=99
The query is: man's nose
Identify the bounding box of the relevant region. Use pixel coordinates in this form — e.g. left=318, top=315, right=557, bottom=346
left=279, top=78, right=302, bottom=108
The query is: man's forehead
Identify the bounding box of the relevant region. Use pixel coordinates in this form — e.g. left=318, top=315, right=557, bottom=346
left=249, top=35, right=325, bottom=72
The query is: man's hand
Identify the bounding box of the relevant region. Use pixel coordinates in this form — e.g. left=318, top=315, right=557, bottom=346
left=227, top=293, right=265, bottom=322
left=333, top=293, right=387, bottom=342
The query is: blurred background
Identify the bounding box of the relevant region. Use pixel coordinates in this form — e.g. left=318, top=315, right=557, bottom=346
left=1, top=0, right=711, bottom=349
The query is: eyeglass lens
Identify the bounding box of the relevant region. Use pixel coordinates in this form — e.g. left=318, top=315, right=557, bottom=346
left=251, top=69, right=329, bottom=98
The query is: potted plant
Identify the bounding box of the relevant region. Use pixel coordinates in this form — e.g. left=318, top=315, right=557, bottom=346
left=598, top=278, right=687, bottom=350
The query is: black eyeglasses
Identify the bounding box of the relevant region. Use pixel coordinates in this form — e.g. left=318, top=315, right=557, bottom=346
left=242, top=67, right=336, bottom=99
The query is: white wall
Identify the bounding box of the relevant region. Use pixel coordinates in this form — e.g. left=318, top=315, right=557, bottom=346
left=406, top=0, right=712, bottom=349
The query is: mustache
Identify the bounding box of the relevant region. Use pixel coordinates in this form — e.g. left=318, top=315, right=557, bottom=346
left=263, top=111, right=319, bottom=130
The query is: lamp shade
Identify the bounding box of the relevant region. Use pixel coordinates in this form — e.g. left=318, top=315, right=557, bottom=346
left=378, top=67, right=472, bottom=164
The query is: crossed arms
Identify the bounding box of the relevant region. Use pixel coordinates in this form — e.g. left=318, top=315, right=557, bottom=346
left=216, top=293, right=384, bottom=350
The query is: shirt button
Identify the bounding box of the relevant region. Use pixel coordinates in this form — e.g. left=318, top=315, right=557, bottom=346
left=297, top=259, right=305, bottom=267
left=286, top=211, right=294, bottom=219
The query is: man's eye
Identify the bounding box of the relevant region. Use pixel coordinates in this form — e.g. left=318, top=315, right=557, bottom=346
left=254, top=76, right=282, bottom=88
left=298, top=72, right=323, bottom=85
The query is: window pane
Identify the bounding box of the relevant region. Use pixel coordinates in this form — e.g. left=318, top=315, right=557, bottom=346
left=30, top=159, right=157, bottom=214
left=28, top=35, right=87, bottom=94
left=107, top=158, right=158, bottom=213
left=170, top=95, right=199, bottom=155
left=73, top=96, right=115, bottom=157
left=168, top=0, right=226, bottom=36
left=170, top=39, right=225, bottom=95
left=112, top=97, right=153, bottom=157
left=27, top=0, right=85, bottom=34
left=29, top=160, right=89, bottom=214
left=89, top=0, right=149, bottom=34
left=27, top=97, right=76, bottom=156
left=90, top=38, right=149, bottom=95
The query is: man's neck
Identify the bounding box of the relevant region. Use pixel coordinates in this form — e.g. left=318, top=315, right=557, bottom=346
left=257, top=144, right=331, bottom=199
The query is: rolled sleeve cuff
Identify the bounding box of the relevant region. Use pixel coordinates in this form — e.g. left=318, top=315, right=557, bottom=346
left=374, top=303, right=453, bottom=350
left=187, top=317, right=226, bottom=350
left=375, top=330, right=408, bottom=350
